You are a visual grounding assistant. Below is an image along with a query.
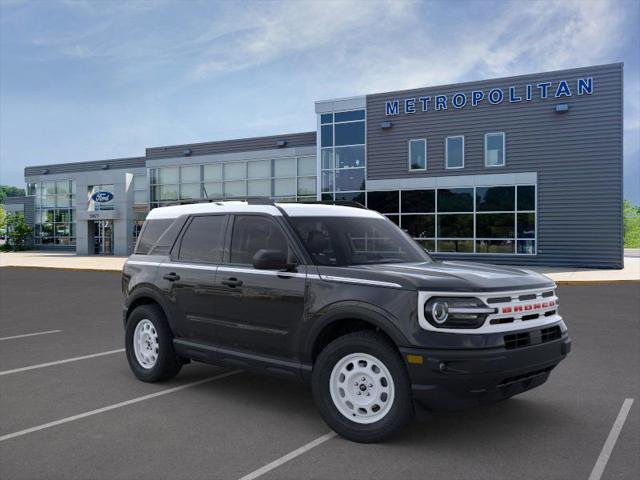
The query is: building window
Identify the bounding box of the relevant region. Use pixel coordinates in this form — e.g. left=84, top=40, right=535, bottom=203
left=149, top=155, right=317, bottom=208
left=132, top=174, right=147, bottom=205
left=320, top=109, right=366, bottom=203
left=485, top=132, right=505, bottom=167
left=445, top=136, right=464, bottom=169
left=365, top=184, right=536, bottom=255
left=408, top=139, right=427, bottom=171
left=32, top=179, right=76, bottom=246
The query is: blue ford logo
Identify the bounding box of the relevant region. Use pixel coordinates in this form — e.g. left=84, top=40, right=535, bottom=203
left=91, top=191, right=114, bottom=203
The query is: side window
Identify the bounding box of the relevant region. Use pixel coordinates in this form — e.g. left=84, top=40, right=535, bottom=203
left=135, top=219, right=173, bottom=254
left=289, top=218, right=338, bottom=266
left=229, top=215, right=292, bottom=265
left=178, top=215, right=227, bottom=263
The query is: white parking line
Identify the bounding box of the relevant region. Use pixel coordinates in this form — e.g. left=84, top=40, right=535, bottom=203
left=0, top=348, right=125, bottom=376
left=588, top=398, right=635, bottom=480
left=0, top=370, right=242, bottom=442
left=238, top=431, right=337, bottom=480
left=0, top=330, right=62, bottom=341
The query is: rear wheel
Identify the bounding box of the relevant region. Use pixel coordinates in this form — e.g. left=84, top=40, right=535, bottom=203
left=125, top=304, right=182, bottom=382
left=312, top=331, right=414, bottom=443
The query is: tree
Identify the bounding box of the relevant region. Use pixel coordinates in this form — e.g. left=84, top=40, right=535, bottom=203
left=0, top=185, right=26, bottom=204
left=0, top=205, right=6, bottom=232
left=623, top=199, right=640, bottom=248
left=5, top=212, right=32, bottom=250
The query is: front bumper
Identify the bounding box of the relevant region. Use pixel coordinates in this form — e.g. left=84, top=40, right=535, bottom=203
left=400, top=329, right=571, bottom=410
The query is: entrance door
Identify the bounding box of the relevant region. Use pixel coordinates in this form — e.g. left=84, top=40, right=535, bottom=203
left=93, top=220, right=114, bottom=255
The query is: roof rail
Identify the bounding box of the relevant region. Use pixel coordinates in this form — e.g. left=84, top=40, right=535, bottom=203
left=245, top=197, right=276, bottom=206
left=299, top=200, right=368, bottom=209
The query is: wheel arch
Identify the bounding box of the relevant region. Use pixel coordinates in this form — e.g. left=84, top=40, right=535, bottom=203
left=303, top=302, right=409, bottom=366
left=124, top=286, right=171, bottom=328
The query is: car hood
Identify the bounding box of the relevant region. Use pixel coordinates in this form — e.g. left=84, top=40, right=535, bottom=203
left=343, top=260, right=555, bottom=292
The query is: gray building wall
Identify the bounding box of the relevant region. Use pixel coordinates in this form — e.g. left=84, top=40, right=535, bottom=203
left=146, top=132, right=316, bottom=160
left=25, top=166, right=146, bottom=255
left=366, top=63, right=623, bottom=268
left=24, top=157, right=145, bottom=176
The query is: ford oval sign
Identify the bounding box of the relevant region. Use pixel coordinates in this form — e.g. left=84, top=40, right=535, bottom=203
left=91, top=191, right=114, bottom=203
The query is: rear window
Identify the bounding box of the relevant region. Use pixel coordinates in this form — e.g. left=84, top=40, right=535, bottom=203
left=135, top=219, right=182, bottom=255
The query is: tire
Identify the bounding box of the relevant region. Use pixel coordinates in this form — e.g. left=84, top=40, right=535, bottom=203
left=125, top=304, right=182, bottom=382
left=312, top=331, right=414, bottom=443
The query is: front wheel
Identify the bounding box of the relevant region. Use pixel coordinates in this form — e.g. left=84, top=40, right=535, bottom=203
left=312, top=331, right=414, bottom=443
left=125, top=304, right=182, bottom=382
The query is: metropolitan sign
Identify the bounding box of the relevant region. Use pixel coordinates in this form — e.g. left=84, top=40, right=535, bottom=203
left=384, top=76, right=594, bottom=115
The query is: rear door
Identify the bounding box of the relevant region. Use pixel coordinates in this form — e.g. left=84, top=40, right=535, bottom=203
left=158, top=214, right=229, bottom=341
left=207, top=214, right=307, bottom=358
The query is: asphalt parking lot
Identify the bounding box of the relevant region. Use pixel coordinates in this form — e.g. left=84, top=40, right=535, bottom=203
left=0, top=267, right=638, bottom=480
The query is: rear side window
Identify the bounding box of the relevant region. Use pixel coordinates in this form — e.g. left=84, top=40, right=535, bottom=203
left=229, top=215, right=291, bottom=265
left=178, top=215, right=227, bottom=263
left=135, top=219, right=173, bottom=255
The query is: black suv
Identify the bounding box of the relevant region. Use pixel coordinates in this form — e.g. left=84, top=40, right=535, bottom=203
left=122, top=199, right=570, bottom=442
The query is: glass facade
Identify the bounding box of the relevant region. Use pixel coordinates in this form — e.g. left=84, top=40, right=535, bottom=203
left=149, top=156, right=317, bottom=208
left=33, top=180, right=76, bottom=245
left=320, top=110, right=366, bottom=204
left=366, top=185, right=536, bottom=255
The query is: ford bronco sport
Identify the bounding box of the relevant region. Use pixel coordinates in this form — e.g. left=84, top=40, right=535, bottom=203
left=122, top=199, right=571, bottom=443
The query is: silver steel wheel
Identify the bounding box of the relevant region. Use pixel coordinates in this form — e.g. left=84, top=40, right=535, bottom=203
left=133, top=319, right=159, bottom=369
left=329, top=352, right=395, bottom=424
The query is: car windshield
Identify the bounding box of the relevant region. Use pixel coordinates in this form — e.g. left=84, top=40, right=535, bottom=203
left=289, top=216, right=433, bottom=266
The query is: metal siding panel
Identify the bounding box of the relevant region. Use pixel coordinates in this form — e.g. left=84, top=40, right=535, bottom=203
left=366, top=64, right=623, bottom=268
left=145, top=131, right=316, bottom=159
left=24, top=157, right=146, bottom=177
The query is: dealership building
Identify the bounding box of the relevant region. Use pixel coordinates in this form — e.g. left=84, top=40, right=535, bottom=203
left=13, top=63, right=623, bottom=268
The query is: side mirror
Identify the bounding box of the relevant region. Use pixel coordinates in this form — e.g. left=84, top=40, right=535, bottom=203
left=252, top=249, right=289, bottom=270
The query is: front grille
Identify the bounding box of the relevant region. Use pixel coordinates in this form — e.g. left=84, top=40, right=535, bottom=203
left=491, top=317, right=515, bottom=325
left=541, top=326, right=562, bottom=343
left=498, top=367, right=553, bottom=387
left=504, top=325, right=563, bottom=350
left=504, top=332, right=531, bottom=349
left=487, top=296, right=512, bottom=304
left=518, top=293, right=537, bottom=301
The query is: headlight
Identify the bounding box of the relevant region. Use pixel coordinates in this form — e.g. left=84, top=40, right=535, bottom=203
left=424, top=297, right=495, bottom=329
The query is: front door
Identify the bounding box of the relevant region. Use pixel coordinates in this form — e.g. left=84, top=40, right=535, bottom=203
left=209, top=214, right=306, bottom=359
left=93, top=220, right=114, bottom=255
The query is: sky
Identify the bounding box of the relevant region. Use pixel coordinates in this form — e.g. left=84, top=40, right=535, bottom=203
left=1, top=0, right=639, bottom=203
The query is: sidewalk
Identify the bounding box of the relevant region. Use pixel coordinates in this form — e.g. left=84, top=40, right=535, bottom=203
left=0, top=251, right=127, bottom=272
left=1, top=250, right=639, bottom=284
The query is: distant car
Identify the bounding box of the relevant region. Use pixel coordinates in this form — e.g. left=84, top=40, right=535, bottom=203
left=122, top=199, right=571, bottom=443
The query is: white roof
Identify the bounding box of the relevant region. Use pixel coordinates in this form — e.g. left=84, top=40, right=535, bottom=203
left=145, top=201, right=383, bottom=220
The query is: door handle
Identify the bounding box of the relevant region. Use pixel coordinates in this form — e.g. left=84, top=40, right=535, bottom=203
left=163, top=272, right=180, bottom=282
left=221, top=277, right=243, bottom=288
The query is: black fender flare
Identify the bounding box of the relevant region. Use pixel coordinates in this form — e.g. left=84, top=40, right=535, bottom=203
left=300, top=301, right=410, bottom=365
left=124, top=284, right=176, bottom=330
